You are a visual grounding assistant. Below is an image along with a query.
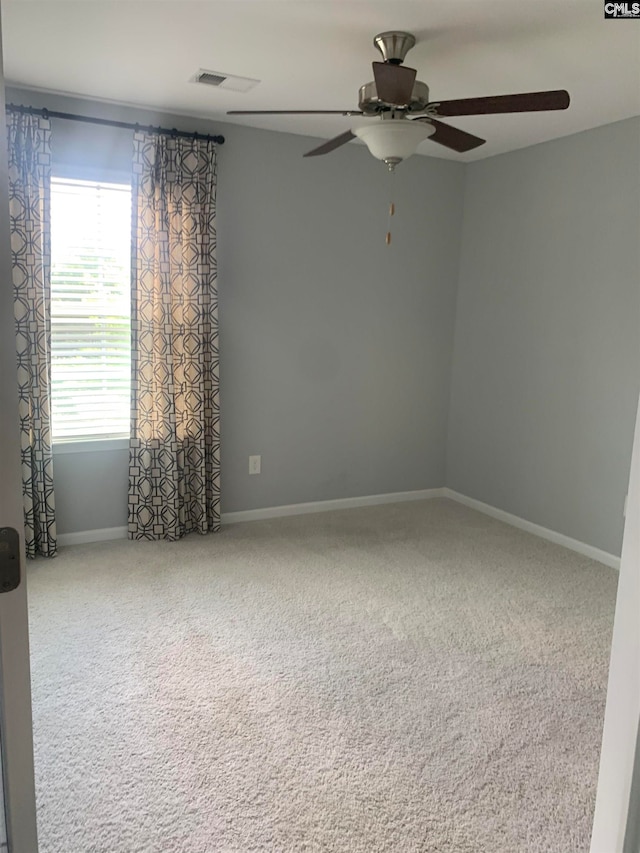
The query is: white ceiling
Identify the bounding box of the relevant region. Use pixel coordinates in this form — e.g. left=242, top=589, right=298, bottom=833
left=2, top=0, right=639, bottom=161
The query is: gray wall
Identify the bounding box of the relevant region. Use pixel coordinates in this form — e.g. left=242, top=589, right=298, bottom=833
left=6, top=89, right=465, bottom=532
left=51, top=444, right=128, bottom=534
left=447, top=117, right=640, bottom=556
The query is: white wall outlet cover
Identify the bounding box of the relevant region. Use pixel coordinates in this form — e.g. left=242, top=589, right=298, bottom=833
left=249, top=455, right=261, bottom=475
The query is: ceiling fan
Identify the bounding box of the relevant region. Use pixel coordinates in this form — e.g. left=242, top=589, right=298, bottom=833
left=228, top=31, right=570, bottom=170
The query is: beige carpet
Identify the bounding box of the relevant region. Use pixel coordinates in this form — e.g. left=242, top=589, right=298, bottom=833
left=27, top=499, right=617, bottom=853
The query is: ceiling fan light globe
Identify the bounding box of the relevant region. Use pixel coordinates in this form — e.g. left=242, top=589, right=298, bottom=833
left=354, top=120, right=435, bottom=164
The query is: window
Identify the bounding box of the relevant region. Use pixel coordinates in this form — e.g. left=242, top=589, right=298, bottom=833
left=50, top=177, right=132, bottom=441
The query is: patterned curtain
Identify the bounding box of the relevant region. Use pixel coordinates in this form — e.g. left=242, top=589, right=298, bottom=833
left=7, top=112, right=57, bottom=558
left=128, top=131, right=220, bottom=540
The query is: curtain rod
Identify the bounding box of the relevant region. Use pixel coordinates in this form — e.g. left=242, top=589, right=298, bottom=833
left=6, top=103, right=225, bottom=144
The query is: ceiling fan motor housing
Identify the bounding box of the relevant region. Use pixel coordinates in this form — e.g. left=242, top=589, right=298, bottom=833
left=359, top=80, right=430, bottom=114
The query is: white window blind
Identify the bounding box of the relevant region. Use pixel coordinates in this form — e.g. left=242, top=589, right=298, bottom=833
left=50, top=177, right=132, bottom=441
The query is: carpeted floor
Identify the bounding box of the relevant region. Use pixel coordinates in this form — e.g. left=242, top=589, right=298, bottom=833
left=27, top=498, right=617, bottom=853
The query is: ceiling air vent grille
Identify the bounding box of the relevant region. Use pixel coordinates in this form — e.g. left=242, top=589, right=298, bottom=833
left=197, top=72, right=227, bottom=87
left=191, top=69, right=260, bottom=93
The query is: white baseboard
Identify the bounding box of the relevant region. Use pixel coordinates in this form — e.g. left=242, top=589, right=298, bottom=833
left=55, top=488, right=621, bottom=571
left=57, top=526, right=128, bottom=547
left=442, top=488, right=620, bottom=570
left=55, top=489, right=446, bottom=546
left=221, top=488, right=446, bottom=524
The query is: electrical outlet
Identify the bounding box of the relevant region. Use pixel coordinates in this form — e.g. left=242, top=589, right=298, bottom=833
left=249, top=455, right=261, bottom=475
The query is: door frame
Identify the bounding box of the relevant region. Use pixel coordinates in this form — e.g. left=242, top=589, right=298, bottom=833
left=0, top=7, right=39, bottom=851
left=591, top=393, right=640, bottom=853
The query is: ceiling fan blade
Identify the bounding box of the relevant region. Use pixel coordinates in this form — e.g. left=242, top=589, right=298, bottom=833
left=430, top=89, right=570, bottom=117
left=372, top=62, right=417, bottom=106
left=416, top=118, right=486, bottom=153
left=227, top=110, right=363, bottom=116
left=303, top=130, right=356, bottom=158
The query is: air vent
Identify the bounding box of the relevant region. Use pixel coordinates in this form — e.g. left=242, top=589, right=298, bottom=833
left=198, top=72, right=227, bottom=87
left=191, top=69, right=260, bottom=93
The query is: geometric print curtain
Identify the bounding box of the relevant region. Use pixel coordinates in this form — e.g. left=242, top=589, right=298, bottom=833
left=6, top=111, right=57, bottom=558
left=128, top=131, right=221, bottom=540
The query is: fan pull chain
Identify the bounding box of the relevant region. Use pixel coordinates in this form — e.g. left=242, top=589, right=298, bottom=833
left=386, top=170, right=396, bottom=245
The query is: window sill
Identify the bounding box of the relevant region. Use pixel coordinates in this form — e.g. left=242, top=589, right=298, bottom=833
left=52, top=438, right=129, bottom=455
